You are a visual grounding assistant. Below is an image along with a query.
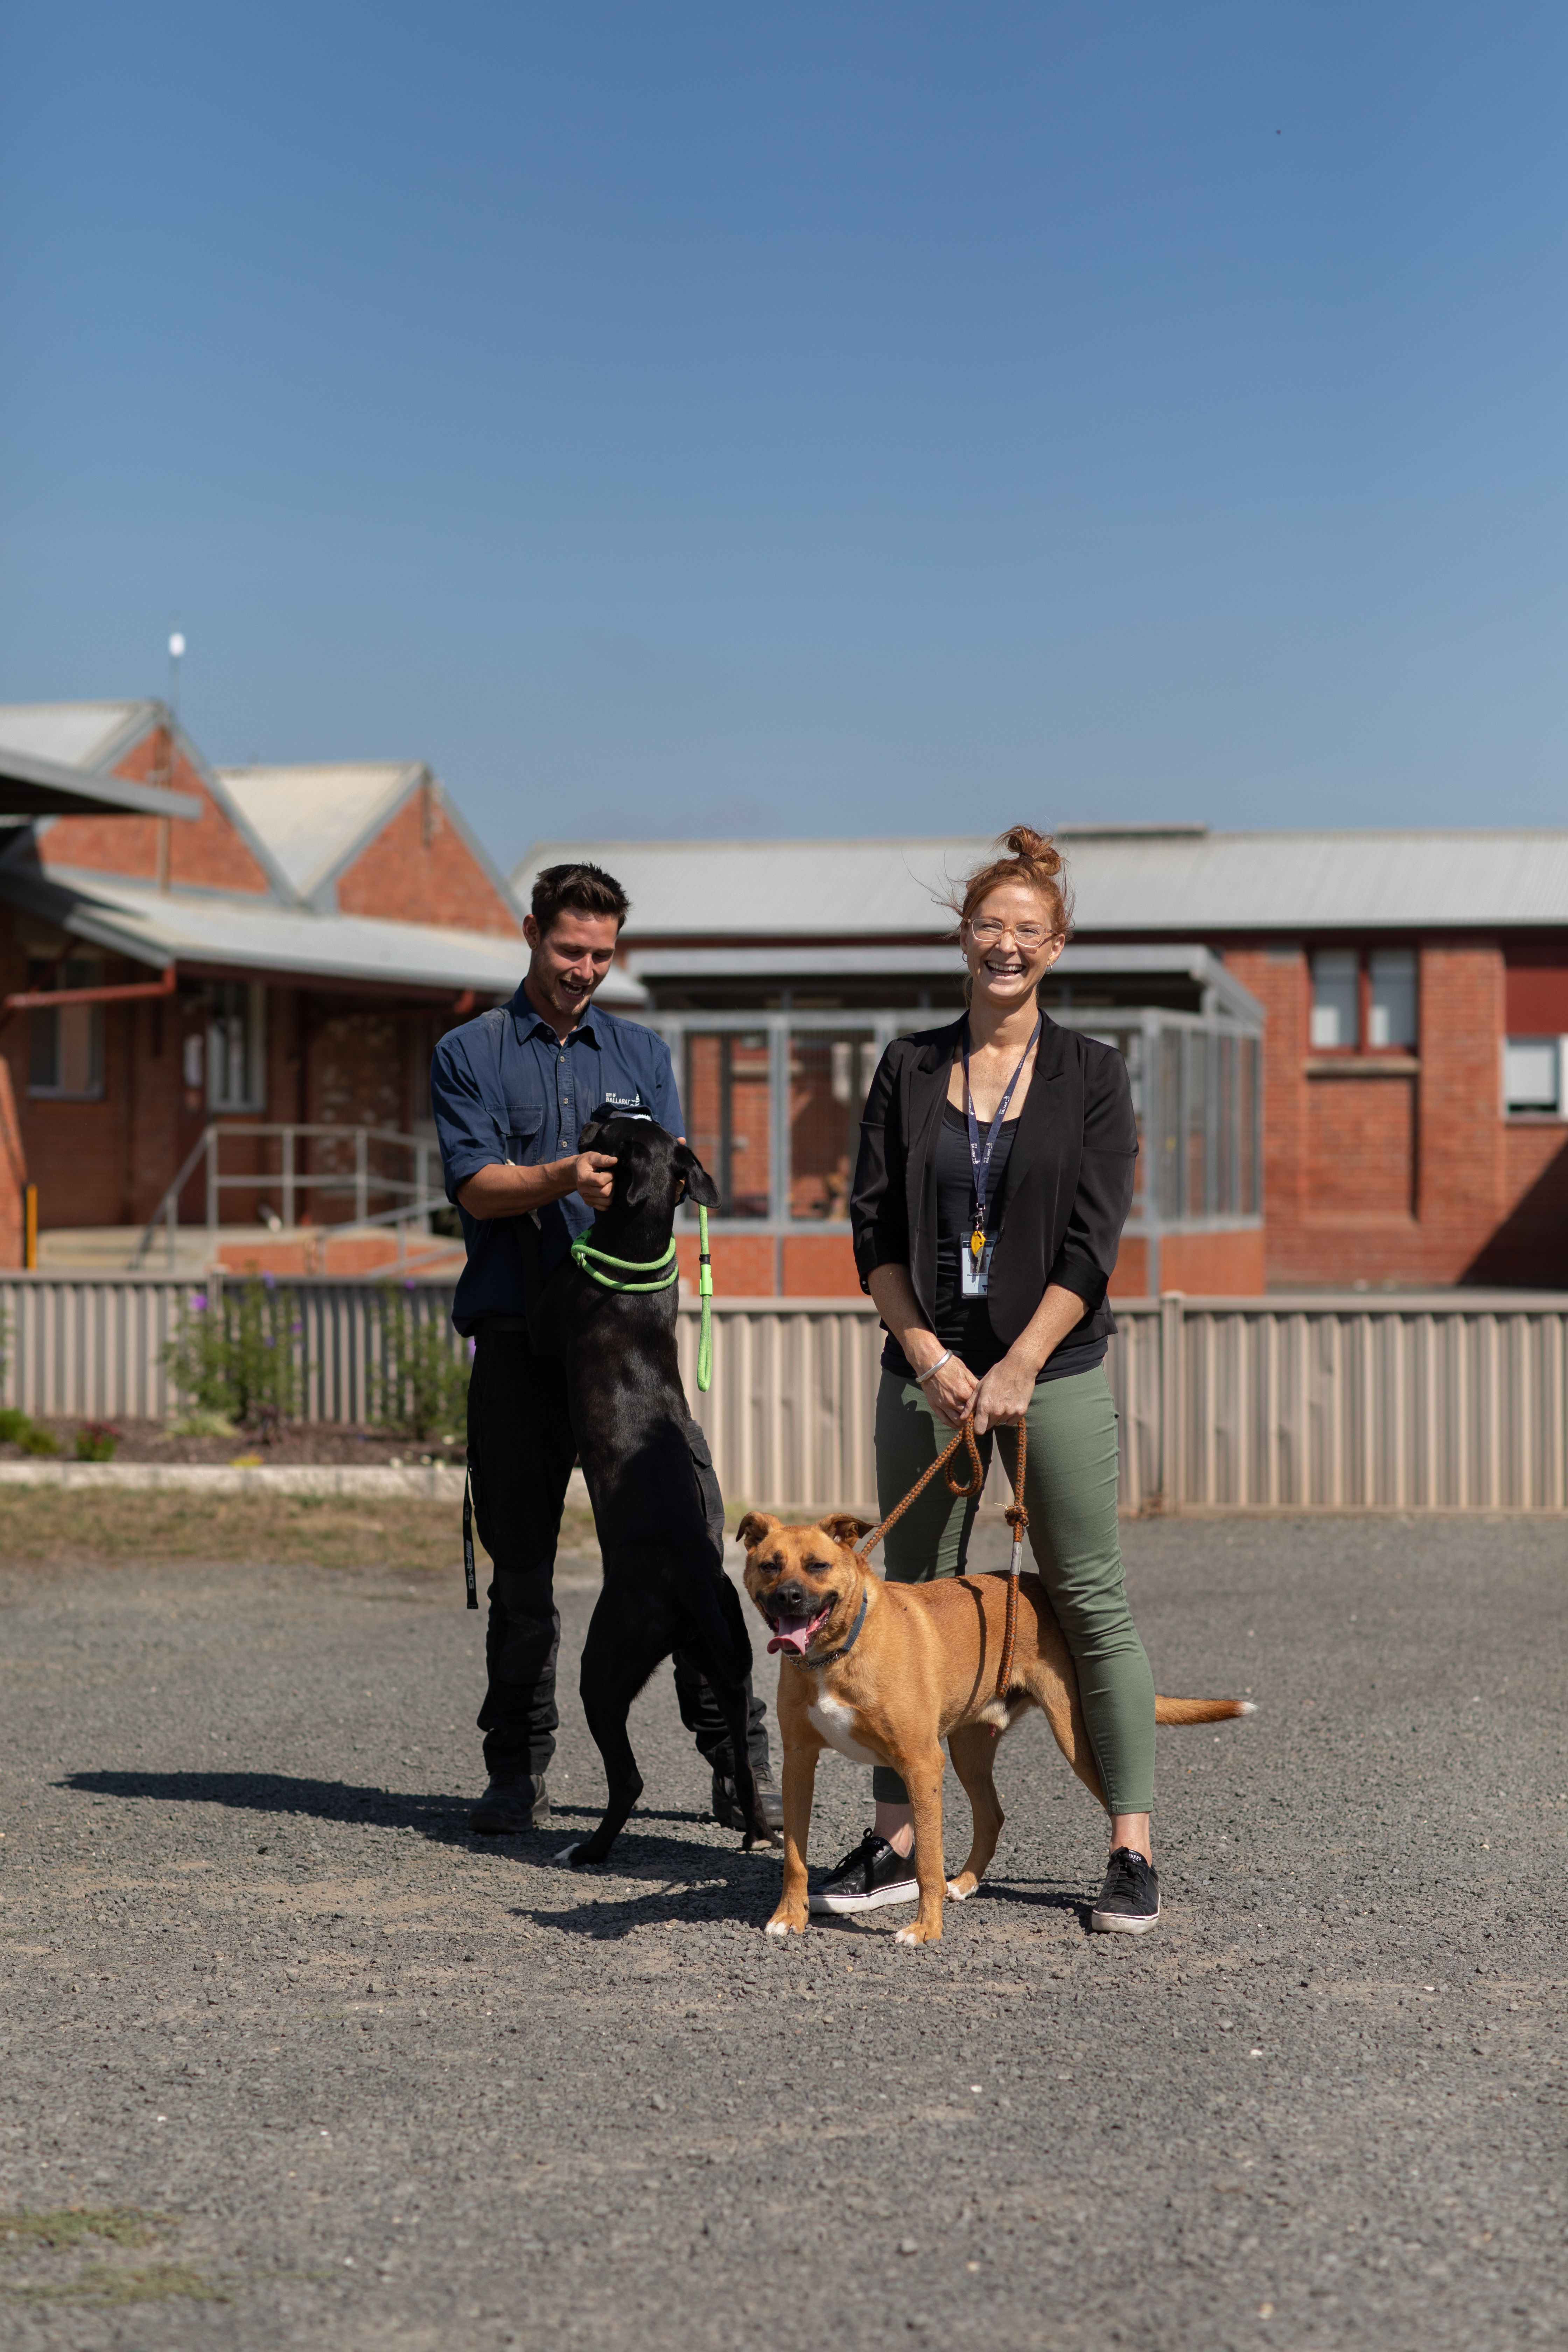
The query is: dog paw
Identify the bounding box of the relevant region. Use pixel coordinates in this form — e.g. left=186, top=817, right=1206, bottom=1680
left=763, top=1914, right=805, bottom=1938
left=894, top=1924, right=941, bottom=1948
left=548, top=1842, right=584, bottom=1868
left=945, top=1876, right=977, bottom=1901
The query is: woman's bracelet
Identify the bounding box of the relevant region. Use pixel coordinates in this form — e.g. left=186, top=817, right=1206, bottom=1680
left=914, top=1349, right=953, bottom=1388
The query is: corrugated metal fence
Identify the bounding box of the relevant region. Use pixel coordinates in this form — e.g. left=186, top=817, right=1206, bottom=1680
left=2, top=1274, right=1566, bottom=1513
left=0, top=1272, right=464, bottom=1429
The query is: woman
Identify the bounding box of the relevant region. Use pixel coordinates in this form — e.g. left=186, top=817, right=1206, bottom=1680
left=825, top=825, right=1160, bottom=1933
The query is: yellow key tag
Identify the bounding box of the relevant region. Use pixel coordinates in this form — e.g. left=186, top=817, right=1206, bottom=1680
left=970, top=1227, right=986, bottom=1266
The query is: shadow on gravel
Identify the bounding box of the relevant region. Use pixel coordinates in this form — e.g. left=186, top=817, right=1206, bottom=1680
left=63, top=1768, right=477, bottom=1843
left=62, top=1772, right=771, bottom=1865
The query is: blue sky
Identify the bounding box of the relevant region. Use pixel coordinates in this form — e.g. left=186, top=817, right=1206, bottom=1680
left=1, top=2, right=1564, bottom=870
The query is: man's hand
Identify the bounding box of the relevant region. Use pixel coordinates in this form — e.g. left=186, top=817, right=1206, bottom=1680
left=457, top=1151, right=617, bottom=1222
left=573, top=1151, right=618, bottom=1211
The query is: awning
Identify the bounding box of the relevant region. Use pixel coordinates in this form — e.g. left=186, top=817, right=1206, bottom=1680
left=0, top=747, right=202, bottom=823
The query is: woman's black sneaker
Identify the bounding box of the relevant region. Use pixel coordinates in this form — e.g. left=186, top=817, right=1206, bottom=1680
left=1090, top=1847, right=1161, bottom=1934
left=808, top=1830, right=918, bottom=1914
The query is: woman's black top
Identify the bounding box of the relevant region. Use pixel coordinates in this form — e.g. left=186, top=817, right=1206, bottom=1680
left=882, top=1105, right=1108, bottom=1384
left=851, top=1013, right=1139, bottom=1383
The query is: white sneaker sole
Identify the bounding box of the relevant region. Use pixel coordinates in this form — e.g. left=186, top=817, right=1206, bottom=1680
left=809, top=1876, right=919, bottom=1915
left=1090, top=1901, right=1161, bottom=1934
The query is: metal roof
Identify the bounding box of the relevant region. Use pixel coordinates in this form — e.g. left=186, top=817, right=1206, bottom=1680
left=624, top=940, right=1260, bottom=1022
left=0, top=700, right=155, bottom=773
left=217, top=761, right=424, bottom=901
left=0, top=864, right=645, bottom=1003
left=515, top=827, right=1568, bottom=936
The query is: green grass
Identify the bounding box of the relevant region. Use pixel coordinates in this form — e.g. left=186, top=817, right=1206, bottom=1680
left=0, top=2206, right=226, bottom=2308
left=0, top=1489, right=599, bottom=1572
left=12, top=2260, right=226, bottom=2306
left=0, top=2207, right=161, bottom=2252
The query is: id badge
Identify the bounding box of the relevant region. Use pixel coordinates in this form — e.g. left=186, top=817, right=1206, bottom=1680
left=961, top=1237, right=994, bottom=1298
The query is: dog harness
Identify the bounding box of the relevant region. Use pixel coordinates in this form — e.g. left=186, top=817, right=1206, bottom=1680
left=568, top=1204, right=714, bottom=1392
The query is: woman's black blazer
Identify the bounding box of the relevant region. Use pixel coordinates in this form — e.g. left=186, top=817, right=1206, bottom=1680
left=850, top=1014, right=1139, bottom=1350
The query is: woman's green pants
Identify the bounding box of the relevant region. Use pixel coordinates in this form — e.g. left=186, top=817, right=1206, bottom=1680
left=871, top=1366, right=1156, bottom=1815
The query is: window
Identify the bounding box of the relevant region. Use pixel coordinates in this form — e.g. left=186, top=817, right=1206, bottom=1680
left=208, top=983, right=266, bottom=1112
left=1504, top=1038, right=1563, bottom=1116
left=27, top=958, right=104, bottom=1099
left=790, top=1030, right=877, bottom=1219
left=1310, top=948, right=1417, bottom=1053
left=1369, top=951, right=1416, bottom=1048
left=1309, top=951, right=1359, bottom=1049
left=683, top=1031, right=771, bottom=1217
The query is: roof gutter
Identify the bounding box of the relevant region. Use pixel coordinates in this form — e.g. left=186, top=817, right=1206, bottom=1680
left=3, top=963, right=177, bottom=1014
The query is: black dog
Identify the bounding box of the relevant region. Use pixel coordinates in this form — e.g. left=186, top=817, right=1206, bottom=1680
left=528, top=1105, right=776, bottom=1867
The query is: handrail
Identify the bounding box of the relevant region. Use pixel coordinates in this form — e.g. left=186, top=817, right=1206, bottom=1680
left=131, top=1120, right=445, bottom=1271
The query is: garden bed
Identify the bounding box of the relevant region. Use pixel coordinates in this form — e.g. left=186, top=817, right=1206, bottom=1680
left=0, top=1419, right=463, bottom=1468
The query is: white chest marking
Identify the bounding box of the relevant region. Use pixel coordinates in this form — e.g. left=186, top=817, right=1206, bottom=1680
left=806, top=1690, right=879, bottom=1766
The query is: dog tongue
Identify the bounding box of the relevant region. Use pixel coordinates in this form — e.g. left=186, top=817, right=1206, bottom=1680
left=766, top=1613, right=818, bottom=1657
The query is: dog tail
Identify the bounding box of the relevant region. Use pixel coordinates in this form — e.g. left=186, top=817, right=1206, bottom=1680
left=1154, top=1695, right=1256, bottom=1724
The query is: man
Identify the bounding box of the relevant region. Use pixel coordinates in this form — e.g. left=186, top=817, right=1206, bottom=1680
left=430, top=859, right=779, bottom=1835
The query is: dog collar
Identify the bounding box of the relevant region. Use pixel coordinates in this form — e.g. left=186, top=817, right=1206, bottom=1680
left=800, top=1588, right=869, bottom=1670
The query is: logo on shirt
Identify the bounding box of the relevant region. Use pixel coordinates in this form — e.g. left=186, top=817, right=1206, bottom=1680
left=601, top=1091, right=645, bottom=1108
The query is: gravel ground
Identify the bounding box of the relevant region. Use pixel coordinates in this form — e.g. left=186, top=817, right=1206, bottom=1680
left=0, top=1516, right=1562, bottom=2352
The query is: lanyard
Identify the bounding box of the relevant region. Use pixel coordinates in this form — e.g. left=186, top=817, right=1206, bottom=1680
left=961, top=1015, right=1041, bottom=1268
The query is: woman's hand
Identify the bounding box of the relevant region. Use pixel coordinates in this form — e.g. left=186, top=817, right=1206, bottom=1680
left=918, top=1352, right=978, bottom=1429
left=970, top=1350, right=1038, bottom=1434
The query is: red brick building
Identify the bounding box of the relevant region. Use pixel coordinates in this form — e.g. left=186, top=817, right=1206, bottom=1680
left=0, top=702, right=636, bottom=1266
left=516, top=826, right=1568, bottom=1296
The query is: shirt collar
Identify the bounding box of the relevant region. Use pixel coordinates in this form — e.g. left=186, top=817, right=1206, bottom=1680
left=508, top=981, right=601, bottom=1048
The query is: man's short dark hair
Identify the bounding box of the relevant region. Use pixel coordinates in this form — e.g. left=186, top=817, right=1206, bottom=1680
left=530, top=861, right=630, bottom=936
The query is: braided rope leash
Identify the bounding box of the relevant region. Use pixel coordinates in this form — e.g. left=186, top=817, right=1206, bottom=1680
left=853, top=1409, right=1027, bottom=1710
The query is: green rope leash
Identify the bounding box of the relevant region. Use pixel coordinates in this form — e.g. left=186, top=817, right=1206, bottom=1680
left=567, top=1201, right=715, bottom=1394
left=568, top=1233, right=679, bottom=1292
left=696, top=1203, right=713, bottom=1395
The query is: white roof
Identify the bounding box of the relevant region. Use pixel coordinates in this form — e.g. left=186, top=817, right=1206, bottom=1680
left=9, top=867, right=645, bottom=1002
left=217, top=761, right=421, bottom=899
left=0, top=700, right=153, bottom=772
left=514, top=827, right=1568, bottom=935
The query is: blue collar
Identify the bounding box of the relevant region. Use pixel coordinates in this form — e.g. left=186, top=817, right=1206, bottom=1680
left=800, top=1587, right=869, bottom=1670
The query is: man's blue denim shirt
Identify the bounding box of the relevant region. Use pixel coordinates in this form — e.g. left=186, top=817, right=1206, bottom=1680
left=431, top=984, right=682, bottom=1335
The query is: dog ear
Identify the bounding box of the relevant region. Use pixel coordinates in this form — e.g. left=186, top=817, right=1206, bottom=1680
left=579, top=1119, right=604, bottom=1153
left=673, top=1140, right=721, bottom=1209
left=735, top=1511, right=777, bottom=1550
left=818, top=1513, right=874, bottom=1547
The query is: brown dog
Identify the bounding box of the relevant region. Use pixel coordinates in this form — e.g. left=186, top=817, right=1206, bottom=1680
left=738, top=1511, right=1253, bottom=1946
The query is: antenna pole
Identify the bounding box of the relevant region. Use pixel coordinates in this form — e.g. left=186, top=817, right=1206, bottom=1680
left=158, top=618, right=185, bottom=892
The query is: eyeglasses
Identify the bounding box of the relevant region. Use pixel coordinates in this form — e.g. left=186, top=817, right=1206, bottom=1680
left=967, top=918, right=1057, bottom=952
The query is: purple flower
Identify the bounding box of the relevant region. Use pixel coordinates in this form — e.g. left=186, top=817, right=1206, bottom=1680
left=466, top=1338, right=477, bottom=1360
left=403, top=1278, right=416, bottom=1292
left=262, top=1273, right=276, bottom=1290
left=190, top=1293, right=208, bottom=1312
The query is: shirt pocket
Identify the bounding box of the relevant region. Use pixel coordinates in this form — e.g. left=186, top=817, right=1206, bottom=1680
left=501, top=1101, right=545, bottom=1162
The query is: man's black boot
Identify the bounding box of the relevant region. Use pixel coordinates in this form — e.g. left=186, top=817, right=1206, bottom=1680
left=470, top=1773, right=550, bottom=1833
left=710, top=1763, right=783, bottom=1834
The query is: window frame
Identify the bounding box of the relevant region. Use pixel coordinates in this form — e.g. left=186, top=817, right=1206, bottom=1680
left=1503, top=1035, right=1567, bottom=1120
left=25, top=956, right=106, bottom=1102
left=206, top=982, right=268, bottom=1114
left=1307, top=944, right=1419, bottom=1059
